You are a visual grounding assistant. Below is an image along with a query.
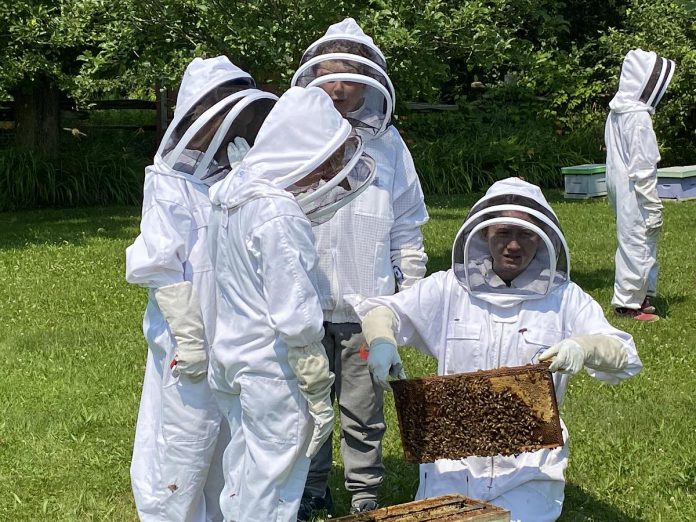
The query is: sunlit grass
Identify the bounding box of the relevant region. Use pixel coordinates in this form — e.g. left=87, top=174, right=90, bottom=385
left=1, top=194, right=695, bottom=520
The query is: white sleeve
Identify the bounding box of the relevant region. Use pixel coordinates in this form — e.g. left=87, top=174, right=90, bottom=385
left=389, top=130, right=429, bottom=289
left=627, top=118, right=660, bottom=182
left=125, top=199, right=192, bottom=288
left=568, top=291, right=643, bottom=384
left=253, top=214, right=325, bottom=348
left=355, top=271, right=448, bottom=360
left=628, top=122, right=663, bottom=227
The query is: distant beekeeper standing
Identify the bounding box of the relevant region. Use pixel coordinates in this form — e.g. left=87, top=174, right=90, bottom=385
left=291, top=18, right=428, bottom=516
left=125, top=56, right=277, bottom=522
left=605, top=48, right=675, bottom=321
left=354, top=178, right=643, bottom=521
left=206, top=86, right=377, bottom=522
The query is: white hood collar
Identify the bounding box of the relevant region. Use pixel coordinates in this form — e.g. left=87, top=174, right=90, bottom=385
left=609, top=49, right=675, bottom=114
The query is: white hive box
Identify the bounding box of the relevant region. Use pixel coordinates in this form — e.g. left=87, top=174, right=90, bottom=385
left=657, top=166, right=696, bottom=201
left=561, top=163, right=607, bottom=199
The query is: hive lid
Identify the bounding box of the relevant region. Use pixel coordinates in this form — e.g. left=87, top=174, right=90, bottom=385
left=657, top=165, right=696, bottom=178
left=560, top=163, right=606, bottom=174
left=391, top=364, right=563, bottom=463
left=332, top=494, right=510, bottom=521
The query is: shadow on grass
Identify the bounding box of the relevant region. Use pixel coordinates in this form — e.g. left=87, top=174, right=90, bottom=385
left=652, top=293, right=687, bottom=319
left=562, top=483, right=645, bottom=521
left=571, top=267, right=615, bottom=291
left=0, top=206, right=141, bottom=250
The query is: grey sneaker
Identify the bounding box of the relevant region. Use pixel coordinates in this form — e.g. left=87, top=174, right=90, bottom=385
left=349, top=498, right=378, bottom=514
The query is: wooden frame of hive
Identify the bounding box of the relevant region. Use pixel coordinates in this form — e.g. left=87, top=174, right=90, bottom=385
left=390, top=364, right=563, bottom=462
left=332, top=494, right=510, bottom=521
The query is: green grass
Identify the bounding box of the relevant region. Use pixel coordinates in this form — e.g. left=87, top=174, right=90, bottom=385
left=1, top=194, right=695, bottom=520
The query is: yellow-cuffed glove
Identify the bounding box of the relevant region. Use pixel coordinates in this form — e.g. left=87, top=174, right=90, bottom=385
left=288, top=342, right=335, bottom=458
left=155, top=281, right=208, bottom=381
left=539, top=335, right=628, bottom=375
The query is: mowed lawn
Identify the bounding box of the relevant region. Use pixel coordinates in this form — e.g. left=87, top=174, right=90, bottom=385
left=1, top=192, right=694, bottom=521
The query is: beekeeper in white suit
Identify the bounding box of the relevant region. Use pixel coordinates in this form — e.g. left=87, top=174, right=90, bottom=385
left=605, top=48, right=675, bottom=321
left=206, top=86, right=376, bottom=522
left=125, top=56, right=277, bottom=522
left=354, top=178, right=643, bottom=521
left=292, top=18, right=428, bottom=516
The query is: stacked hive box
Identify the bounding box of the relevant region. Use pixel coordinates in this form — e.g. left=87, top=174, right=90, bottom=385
left=561, top=163, right=607, bottom=199
left=657, top=166, right=696, bottom=201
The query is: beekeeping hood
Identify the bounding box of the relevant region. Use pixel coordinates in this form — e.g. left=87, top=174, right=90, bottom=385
left=452, top=178, right=570, bottom=307
left=156, top=56, right=278, bottom=186
left=209, top=86, right=376, bottom=225
left=291, top=18, right=394, bottom=140
left=609, top=49, right=675, bottom=114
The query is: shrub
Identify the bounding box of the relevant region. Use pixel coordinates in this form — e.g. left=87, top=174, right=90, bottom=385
left=0, top=136, right=147, bottom=211
left=398, top=93, right=606, bottom=194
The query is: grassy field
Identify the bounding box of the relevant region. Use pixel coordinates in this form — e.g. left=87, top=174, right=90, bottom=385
left=1, top=193, right=694, bottom=521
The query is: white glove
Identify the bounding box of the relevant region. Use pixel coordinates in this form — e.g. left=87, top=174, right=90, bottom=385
left=287, top=342, right=335, bottom=458
left=154, top=281, right=208, bottom=381
left=368, top=340, right=406, bottom=390
left=539, top=335, right=628, bottom=375
left=361, top=306, right=397, bottom=347
left=226, top=136, right=251, bottom=170
left=392, top=248, right=428, bottom=291
left=539, top=339, right=585, bottom=374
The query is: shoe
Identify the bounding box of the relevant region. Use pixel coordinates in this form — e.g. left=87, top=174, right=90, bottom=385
left=614, top=307, right=659, bottom=322
left=641, top=297, right=656, bottom=314
left=349, top=498, right=379, bottom=514
left=297, top=487, right=334, bottom=521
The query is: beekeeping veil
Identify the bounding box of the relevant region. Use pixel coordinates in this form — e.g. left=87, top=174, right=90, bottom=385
left=291, top=18, right=394, bottom=140
left=210, top=86, right=376, bottom=225
left=157, top=56, right=278, bottom=186
left=609, top=49, right=676, bottom=114
left=452, top=178, right=570, bottom=307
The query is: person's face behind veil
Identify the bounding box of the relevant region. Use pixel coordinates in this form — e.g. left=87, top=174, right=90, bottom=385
left=484, top=210, right=541, bottom=282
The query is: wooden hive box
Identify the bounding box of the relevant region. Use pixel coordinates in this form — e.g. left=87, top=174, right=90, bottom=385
left=332, top=494, right=509, bottom=521
left=390, top=364, right=563, bottom=462
left=657, top=165, right=696, bottom=201
left=561, top=163, right=607, bottom=199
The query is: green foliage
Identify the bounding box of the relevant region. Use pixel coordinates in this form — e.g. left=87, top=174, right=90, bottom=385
left=399, top=98, right=605, bottom=194
left=599, top=0, right=696, bottom=166
left=0, top=138, right=147, bottom=211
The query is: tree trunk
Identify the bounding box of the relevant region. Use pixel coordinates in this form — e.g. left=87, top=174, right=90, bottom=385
left=13, top=75, right=61, bottom=156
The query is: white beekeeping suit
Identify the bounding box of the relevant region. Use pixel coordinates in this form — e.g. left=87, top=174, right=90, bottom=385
left=605, top=48, right=675, bottom=319
left=291, top=18, right=428, bottom=515
left=125, top=56, right=277, bottom=522
left=355, top=178, right=643, bottom=522
left=207, top=86, right=376, bottom=522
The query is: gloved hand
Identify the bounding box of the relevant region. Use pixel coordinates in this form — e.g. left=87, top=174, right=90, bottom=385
left=539, top=339, right=585, bottom=374
left=368, top=340, right=406, bottom=390
left=287, top=342, right=335, bottom=458
left=539, top=335, right=628, bottom=375
left=154, top=281, right=208, bottom=381
left=226, top=136, right=251, bottom=170
left=306, top=396, right=334, bottom=459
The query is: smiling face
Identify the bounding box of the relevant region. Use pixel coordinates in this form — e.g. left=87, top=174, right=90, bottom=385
left=485, top=211, right=541, bottom=283
left=315, top=61, right=366, bottom=116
